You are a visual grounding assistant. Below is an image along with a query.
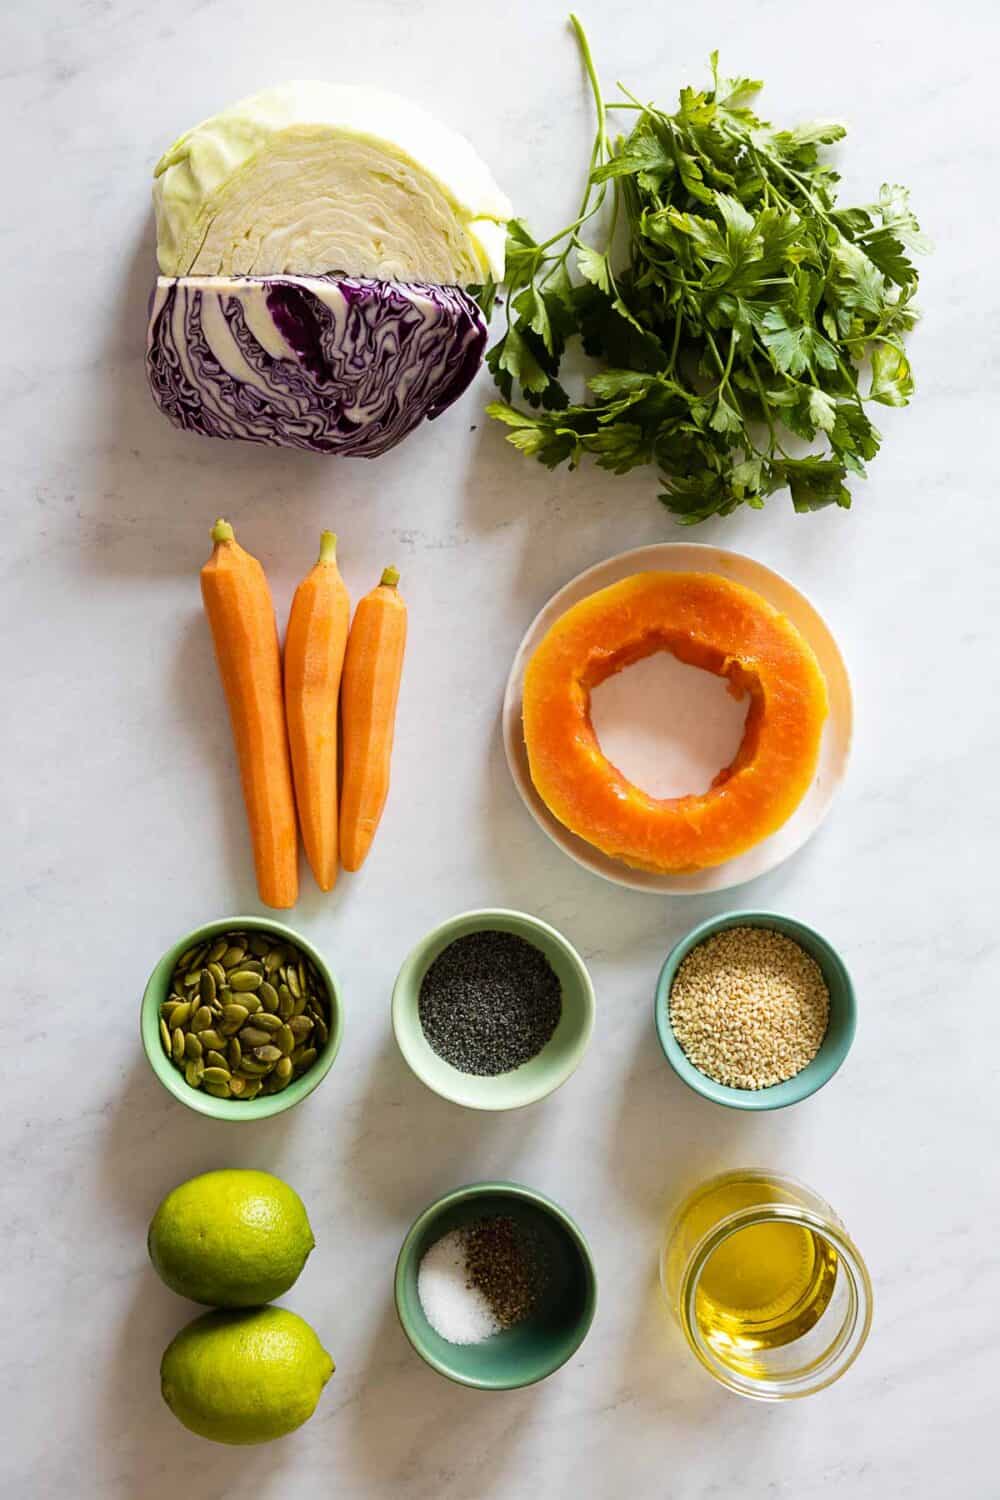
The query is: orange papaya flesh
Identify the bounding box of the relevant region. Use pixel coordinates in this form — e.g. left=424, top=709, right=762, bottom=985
left=522, top=572, right=829, bottom=873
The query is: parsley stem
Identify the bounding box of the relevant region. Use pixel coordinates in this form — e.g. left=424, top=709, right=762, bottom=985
left=667, top=304, right=683, bottom=376
left=569, top=15, right=608, bottom=159
left=747, top=359, right=782, bottom=455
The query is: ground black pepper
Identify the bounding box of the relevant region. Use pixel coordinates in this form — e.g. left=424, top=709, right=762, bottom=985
left=464, top=1216, right=550, bottom=1329
left=418, top=930, right=563, bottom=1075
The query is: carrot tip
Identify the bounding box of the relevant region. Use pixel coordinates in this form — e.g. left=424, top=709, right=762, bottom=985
left=319, top=530, right=338, bottom=563
left=380, top=565, right=400, bottom=588
left=211, top=518, right=235, bottom=544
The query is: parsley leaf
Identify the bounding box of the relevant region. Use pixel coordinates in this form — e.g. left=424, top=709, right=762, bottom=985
left=484, top=13, right=927, bottom=521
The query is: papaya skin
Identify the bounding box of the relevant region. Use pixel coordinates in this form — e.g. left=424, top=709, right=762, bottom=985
left=522, top=571, right=828, bottom=873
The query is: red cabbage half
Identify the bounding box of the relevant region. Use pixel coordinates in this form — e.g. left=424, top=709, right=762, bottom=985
left=146, top=274, right=487, bottom=457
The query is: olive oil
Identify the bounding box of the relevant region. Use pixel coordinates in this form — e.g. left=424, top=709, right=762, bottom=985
left=696, top=1217, right=838, bottom=1367
left=663, top=1170, right=841, bottom=1380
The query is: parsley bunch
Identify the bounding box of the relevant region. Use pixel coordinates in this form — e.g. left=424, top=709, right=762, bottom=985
left=481, top=15, right=928, bottom=522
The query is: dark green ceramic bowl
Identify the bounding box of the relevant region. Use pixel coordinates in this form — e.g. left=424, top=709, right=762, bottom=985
left=141, top=915, right=343, bottom=1121
left=394, top=1182, right=597, bottom=1389
left=655, top=910, right=856, bottom=1111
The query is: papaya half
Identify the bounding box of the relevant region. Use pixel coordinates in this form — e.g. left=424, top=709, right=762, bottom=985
left=522, top=571, right=828, bottom=873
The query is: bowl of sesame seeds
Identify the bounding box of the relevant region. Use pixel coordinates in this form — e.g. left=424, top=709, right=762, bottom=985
left=654, top=912, right=856, bottom=1111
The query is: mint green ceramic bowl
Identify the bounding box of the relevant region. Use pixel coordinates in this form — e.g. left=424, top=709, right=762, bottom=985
left=655, top=911, right=855, bottom=1112
left=141, top=915, right=343, bottom=1121
left=391, top=909, right=595, bottom=1110
left=394, top=1181, right=597, bottom=1389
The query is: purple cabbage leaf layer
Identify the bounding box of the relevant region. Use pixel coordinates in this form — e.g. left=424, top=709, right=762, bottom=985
left=146, top=274, right=487, bottom=457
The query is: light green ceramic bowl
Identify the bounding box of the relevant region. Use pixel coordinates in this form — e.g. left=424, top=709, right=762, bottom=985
left=392, top=908, right=595, bottom=1110
left=394, top=1181, right=597, bottom=1389
left=655, top=910, right=856, bottom=1112
left=141, top=915, right=343, bottom=1121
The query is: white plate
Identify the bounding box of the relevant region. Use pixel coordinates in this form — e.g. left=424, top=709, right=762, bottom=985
left=502, top=543, right=853, bottom=895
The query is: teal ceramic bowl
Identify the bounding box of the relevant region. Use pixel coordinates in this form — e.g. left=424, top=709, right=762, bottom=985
left=654, top=911, right=856, bottom=1112
left=392, top=908, right=595, bottom=1110
left=394, top=1181, right=597, bottom=1389
left=141, top=915, right=343, bottom=1121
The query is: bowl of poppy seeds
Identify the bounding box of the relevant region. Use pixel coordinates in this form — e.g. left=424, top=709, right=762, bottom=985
left=394, top=1181, right=597, bottom=1389
left=391, top=909, right=595, bottom=1110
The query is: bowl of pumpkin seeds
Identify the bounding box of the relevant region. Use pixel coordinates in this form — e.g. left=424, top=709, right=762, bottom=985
left=141, top=917, right=343, bottom=1119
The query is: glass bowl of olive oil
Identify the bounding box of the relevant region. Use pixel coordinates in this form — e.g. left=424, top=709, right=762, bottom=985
left=661, top=1170, right=872, bottom=1400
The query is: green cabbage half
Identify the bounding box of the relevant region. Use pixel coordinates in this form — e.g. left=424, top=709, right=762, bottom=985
left=153, top=82, right=510, bottom=285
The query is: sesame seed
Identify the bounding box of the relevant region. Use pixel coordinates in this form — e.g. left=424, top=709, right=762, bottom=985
left=668, top=926, right=830, bottom=1091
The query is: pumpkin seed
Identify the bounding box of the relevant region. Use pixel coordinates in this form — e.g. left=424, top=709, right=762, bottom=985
left=286, top=967, right=302, bottom=1000
left=171, top=1028, right=185, bottom=1064
left=184, top=1033, right=203, bottom=1062
left=190, top=1005, right=213, bottom=1033
left=222, top=945, right=246, bottom=969
left=289, top=1015, right=314, bottom=1041
left=237, top=1058, right=272, bottom=1078
left=239, top=1026, right=273, bottom=1048
left=291, top=991, right=307, bottom=1019
left=313, top=1016, right=329, bottom=1047
left=265, top=947, right=285, bottom=974
left=240, top=1079, right=263, bottom=1100
left=274, top=1056, right=293, bottom=1084
left=185, top=1058, right=204, bottom=1087
left=259, top=981, right=279, bottom=1013
left=277, top=988, right=294, bottom=1021
left=183, top=969, right=202, bottom=987
left=249, top=934, right=270, bottom=957
left=207, top=938, right=229, bottom=965
left=294, top=1047, right=317, bottom=1073
left=208, top=961, right=227, bottom=988
left=248, top=1011, right=281, bottom=1034
left=159, top=1018, right=171, bottom=1054
left=168, top=1000, right=192, bottom=1029
left=199, top=1029, right=225, bottom=1051
left=253, top=1045, right=283, bottom=1064
left=204, top=1080, right=231, bottom=1099
left=277, top=1024, right=295, bottom=1057
left=221, top=1002, right=249, bottom=1031
left=175, top=944, right=199, bottom=970
left=228, top=1076, right=247, bottom=1097
left=199, top=969, right=217, bottom=1005
left=230, top=970, right=263, bottom=993
left=202, top=1066, right=232, bottom=1086
left=205, top=1050, right=229, bottom=1070
left=240, top=992, right=262, bottom=1014
left=228, top=1038, right=242, bottom=1071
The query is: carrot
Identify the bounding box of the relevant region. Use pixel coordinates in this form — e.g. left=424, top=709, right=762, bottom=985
left=200, top=518, right=298, bottom=909
left=339, top=566, right=408, bottom=872
left=283, top=531, right=351, bottom=892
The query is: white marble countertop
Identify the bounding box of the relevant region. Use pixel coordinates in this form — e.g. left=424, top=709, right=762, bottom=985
left=3, top=0, right=996, bottom=1494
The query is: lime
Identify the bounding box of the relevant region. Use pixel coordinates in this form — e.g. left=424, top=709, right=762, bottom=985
left=160, top=1306, right=334, bottom=1444
left=148, top=1168, right=315, bottom=1307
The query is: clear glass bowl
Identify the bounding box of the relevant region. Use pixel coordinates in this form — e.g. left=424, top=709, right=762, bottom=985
left=661, top=1169, right=873, bottom=1400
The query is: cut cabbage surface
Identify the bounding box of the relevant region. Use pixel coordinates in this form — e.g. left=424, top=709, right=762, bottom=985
left=153, top=83, right=510, bottom=285
left=146, top=274, right=487, bottom=457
